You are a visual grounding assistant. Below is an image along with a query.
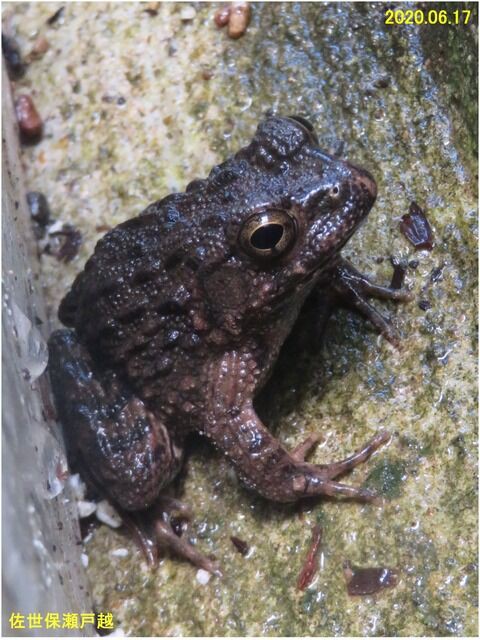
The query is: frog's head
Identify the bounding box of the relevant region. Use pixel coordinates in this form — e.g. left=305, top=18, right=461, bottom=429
left=196, top=115, right=377, bottom=329
left=234, top=116, right=377, bottom=277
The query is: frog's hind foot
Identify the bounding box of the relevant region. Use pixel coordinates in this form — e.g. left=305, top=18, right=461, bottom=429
left=155, top=520, right=222, bottom=577
left=316, top=429, right=390, bottom=480
left=122, top=508, right=222, bottom=577
left=324, top=257, right=412, bottom=347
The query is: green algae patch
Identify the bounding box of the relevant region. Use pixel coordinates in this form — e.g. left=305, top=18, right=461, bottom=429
left=364, top=458, right=408, bottom=499
left=5, top=1, right=478, bottom=636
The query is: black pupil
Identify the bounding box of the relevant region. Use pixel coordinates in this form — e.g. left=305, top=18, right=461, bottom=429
left=251, top=223, right=284, bottom=250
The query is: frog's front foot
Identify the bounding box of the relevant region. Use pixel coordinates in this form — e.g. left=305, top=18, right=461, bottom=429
left=323, top=257, right=412, bottom=346
left=205, top=353, right=390, bottom=505
left=122, top=505, right=222, bottom=577
left=207, top=400, right=388, bottom=504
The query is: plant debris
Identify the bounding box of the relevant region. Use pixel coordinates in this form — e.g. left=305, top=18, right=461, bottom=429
left=46, top=6, right=65, bottom=26
left=230, top=536, right=249, bottom=556
left=343, top=560, right=398, bottom=596
left=400, top=201, right=434, bottom=250
left=297, top=525, right=322, bottom=590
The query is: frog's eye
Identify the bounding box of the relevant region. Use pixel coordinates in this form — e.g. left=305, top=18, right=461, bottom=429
left=239, top=210, right=297, bottom=259
left=288, top=115, right=314, bottom=131
left=287, top=115, right=319, bottom=144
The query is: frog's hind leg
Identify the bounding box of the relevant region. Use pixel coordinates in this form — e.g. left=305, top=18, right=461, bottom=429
left=48, top=329, right=180, bottom=511
left=48, top=330, right=220, bottom=574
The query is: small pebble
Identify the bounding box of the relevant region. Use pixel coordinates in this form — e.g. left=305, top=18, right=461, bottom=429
left=15, top=94, right=43, bottom=144
left=46, top=223, right=82, bottom=262
left=196, top=569, right=211, bottom=585
left=430, top=266, right=443, bottom=283
left=2, top=33, right=25, bottom=79
left=418, top=299, right=432, bottom=311
left=28, top=36, right=49, bottom=60
left=230, top=535, right=249, bottom=556
left=96, top=500, right=122, bottom=528
left=68, top=473, right=87, bottom=500
left=373, top=75, right=390, bottom=89
left=201, top=68, right=214, bottom=81
left=144, top=2, right=160, bottom=16
left=227, top=2, right=251, bottom=39
left=214, top=5, right=231, bottom=27
left=389, top=257, right=407, bottom=290
left=27, top=191, right=51, bottom=226
left=46, top=475, right=65, bottom=500
left=180, top=5, right=196, bottom=22
left=81, top=553, right=89, bottom=568
left=215, top=2, right=251, bottom=39
left=77, top=500, right=97, bottom=518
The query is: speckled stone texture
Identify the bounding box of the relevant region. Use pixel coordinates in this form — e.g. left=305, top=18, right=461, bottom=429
left=4, top=1, right=477, bottom=636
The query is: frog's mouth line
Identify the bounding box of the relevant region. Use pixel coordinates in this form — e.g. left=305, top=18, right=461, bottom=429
left=299, top=202, right=369, bottom=277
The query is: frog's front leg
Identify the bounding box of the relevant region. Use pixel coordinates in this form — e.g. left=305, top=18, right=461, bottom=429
left=204, top=352, right=387, bottom=503
left=317, top=257, right=412, bottom=346
left=48, top=330, right=220, bottom=575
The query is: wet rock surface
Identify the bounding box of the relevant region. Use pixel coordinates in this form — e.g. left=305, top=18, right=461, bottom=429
left=4, top=1, right=477, bottom=636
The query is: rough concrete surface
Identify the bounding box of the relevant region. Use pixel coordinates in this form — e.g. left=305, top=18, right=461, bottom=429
left=3, top=2, right=477, bottom=636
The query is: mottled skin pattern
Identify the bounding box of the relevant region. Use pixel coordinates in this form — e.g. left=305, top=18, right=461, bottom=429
left=48, top=116, right=409, bottom=573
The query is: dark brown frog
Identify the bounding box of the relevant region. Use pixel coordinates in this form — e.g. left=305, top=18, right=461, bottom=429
left=48, top=116, right=409, bottom=575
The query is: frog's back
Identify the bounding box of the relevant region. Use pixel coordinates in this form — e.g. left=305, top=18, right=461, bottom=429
left=60, top=197, right=190, bottom=365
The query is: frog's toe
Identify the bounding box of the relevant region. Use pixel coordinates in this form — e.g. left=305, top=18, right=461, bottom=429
left=155, top=496, right=193, bottom=520
left=322, top=257, right=410, bottom=346
left=155, top=521, right=222, bottom=577
left=346, top=296, right=402, bottom=347
left=315, top=429, right=390, bottom=480
left=121, top=511, right=159, bottom=567
left=291, top=434, right=322, bottom=462
left=122, top=508, right=221, bottom=576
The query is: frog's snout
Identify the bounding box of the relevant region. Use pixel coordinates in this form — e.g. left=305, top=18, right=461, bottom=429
left=356, top=167, right=377, bottom=201
left=346, top=162, right=377, bottom=203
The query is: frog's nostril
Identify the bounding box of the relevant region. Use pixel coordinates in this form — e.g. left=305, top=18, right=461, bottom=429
left=344, top=161, right=377, bottom=202
left=352, top=168, right=377, bottom=201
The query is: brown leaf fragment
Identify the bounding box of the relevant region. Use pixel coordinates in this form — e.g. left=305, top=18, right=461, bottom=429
left=343, top=560, right=398, bottom=596
left=230, top=536, right=249, bottom=556
left=400, top=201, right=434, bottom=250
left=297, top=525, right=322, bottom=591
